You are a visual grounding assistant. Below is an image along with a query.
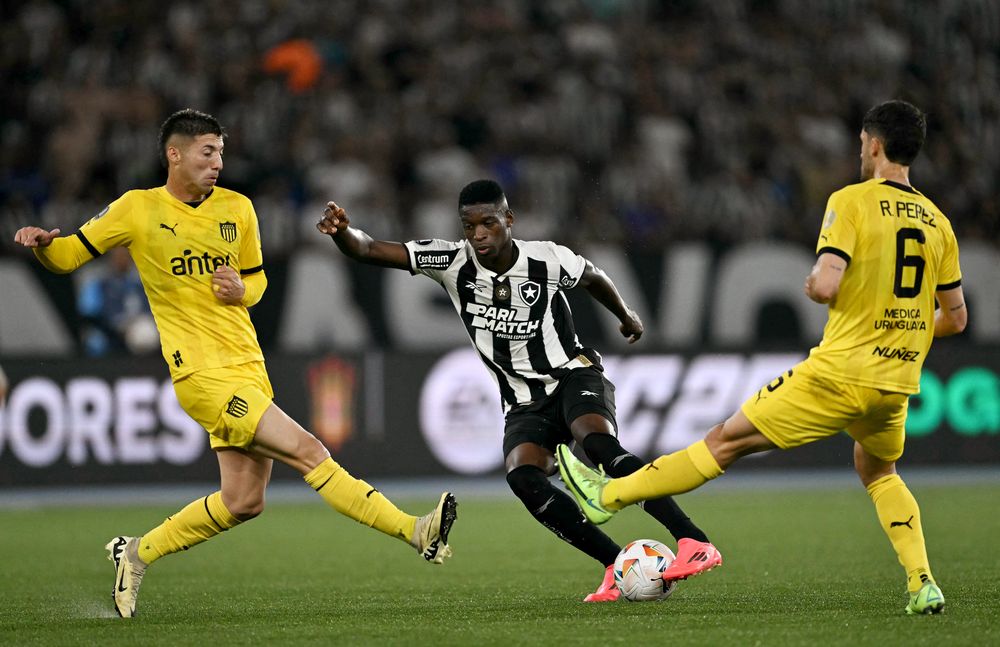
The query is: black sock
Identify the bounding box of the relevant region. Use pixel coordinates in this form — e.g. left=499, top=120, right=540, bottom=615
left=582, top=433, right=710, bottom=543
left=506, top=465, right=620, bottom=566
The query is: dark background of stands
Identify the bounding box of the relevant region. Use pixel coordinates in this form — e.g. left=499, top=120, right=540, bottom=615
left=2, top=1, right=997, bottom=263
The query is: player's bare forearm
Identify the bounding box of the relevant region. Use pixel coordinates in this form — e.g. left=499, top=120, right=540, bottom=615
left=933, top=305, right=967, bottom=337
left=804, top=272, right=831, bottom=304
left=933, top=286, right=967, bottom=337
left=804, top=253, right=846, bottom=304
left=580, top=262, right=643, bottom=343
left=331, top=225, right=374, bottom=260
left=316, top=201, right=409, bottom=269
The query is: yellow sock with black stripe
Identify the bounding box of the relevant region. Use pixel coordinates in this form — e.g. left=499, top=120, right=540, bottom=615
left=137, top=491, right=241, bottom=565
left=866, top=473, right=933, bottom=593
left=304, top=457, right=417, bottom=542
left=603, top=440, right=724, bottom=510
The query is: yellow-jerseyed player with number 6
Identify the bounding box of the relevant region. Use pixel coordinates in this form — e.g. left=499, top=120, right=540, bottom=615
left=557, top=100, right=966, bottom=615
left=14, top=109, right=457, bottom=618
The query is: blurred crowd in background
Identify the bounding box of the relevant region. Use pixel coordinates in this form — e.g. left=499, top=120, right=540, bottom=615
left=1, top=0, right=998, bottom=258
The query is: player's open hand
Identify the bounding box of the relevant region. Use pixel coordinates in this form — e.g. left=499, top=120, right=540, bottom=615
left=316, top=202, right=350, bottom=236
left=212, top=264, right=245, bottom=305
left=13, top=227, right=61, bottom=248
left=620, top=307, right=644, bottom=344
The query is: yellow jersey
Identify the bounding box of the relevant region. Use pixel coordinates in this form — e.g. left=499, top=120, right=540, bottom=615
left=36, top=186, right=266, bottom=380
left=805, top=178, right=962, bottom=393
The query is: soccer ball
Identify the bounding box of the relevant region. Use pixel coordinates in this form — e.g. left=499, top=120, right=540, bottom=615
left=614, top=539, right=678, bottom=602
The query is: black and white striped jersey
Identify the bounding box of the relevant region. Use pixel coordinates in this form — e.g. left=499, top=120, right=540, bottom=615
left=404, top=238, right=601, bottom=412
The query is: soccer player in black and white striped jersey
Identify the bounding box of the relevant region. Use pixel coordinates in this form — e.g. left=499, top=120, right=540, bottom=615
left=318, top=179, right=721, bottom=601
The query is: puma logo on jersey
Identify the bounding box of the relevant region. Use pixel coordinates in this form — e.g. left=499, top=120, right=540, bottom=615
left=160, top=223, right=178, bottom=235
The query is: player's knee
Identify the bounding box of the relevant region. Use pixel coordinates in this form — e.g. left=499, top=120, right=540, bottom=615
left=299, top=434, right=331, bottom=469
left=506, top=465, right=550, bottom=500
left=226, top=493, right=265, bottom=521
left=853, top=446, right=896, bottom=486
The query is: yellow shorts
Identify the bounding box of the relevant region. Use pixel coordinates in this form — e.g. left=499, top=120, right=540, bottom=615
left=173, top=361, right=274, bottom=449
left=740, top=361, right=909, bottom=462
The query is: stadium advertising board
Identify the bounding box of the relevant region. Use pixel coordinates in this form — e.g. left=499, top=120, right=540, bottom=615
left=0, top=345, right=997, bottom=486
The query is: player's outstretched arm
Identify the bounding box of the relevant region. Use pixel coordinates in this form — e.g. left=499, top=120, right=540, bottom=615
left=14, top=226, right=92, bottom=274
left=316, top=201, right=409, bottom=270
left=578, top=260, right=643, bottom=343
left=933, top=286, right=967, bottom=337
left=13, top=226, right=61, bottom=248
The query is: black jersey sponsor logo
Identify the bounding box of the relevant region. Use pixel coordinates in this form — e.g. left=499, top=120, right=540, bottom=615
left=518, top=280, right=541, bottom=306
left=872, top=345, right=921, bottom=362
left=226, top=395, right=249, bottom=418
left=219, top=221, right=237, bottom=242
left=414, top=249, right=459, bottom=269
left=170, top=251, right=230, bottom=276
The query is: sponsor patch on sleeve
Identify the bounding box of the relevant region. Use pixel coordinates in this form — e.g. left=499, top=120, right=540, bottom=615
left=414, top=249, right=460, bottom=270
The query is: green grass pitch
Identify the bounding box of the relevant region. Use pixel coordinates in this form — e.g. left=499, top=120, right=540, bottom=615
left=1, top=481, right=998, bottom=646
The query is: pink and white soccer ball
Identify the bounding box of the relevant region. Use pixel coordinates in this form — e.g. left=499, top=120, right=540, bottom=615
left=613, top=539, right=678, bottom=601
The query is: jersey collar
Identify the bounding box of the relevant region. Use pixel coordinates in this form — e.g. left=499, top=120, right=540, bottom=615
left=880, top=179, right=919, bottom=195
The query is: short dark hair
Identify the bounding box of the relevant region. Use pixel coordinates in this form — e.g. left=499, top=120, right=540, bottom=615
left=158, top=109, right=226, bottom=168
left=459, top=179, right=506, bottom=209
left=862, top=100, right=926, bottom=166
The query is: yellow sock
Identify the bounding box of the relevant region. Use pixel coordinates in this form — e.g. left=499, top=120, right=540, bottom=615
left=867, top=473, right=933, bottom=593
left=603, top=440, right=723, bottom=509
left=138, top=491, right=241, bottom=565
left=304, top=457, right=417, bottom=542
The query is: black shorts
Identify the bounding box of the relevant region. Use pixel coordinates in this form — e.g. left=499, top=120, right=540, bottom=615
left=502, top=367, right=617, bottom=457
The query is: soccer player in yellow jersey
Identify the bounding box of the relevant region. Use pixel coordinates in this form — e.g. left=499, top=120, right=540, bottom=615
left=13, top=109, right=457, bottom=618
left=557, top=100, right=967, bottom=615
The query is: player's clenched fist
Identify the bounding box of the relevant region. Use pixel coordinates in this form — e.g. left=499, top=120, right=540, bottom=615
left=13, top=227, right=61, bottom=248
left=316, top=201, right=350, bottom=236
left=212, top=264, right=245, bottom=305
